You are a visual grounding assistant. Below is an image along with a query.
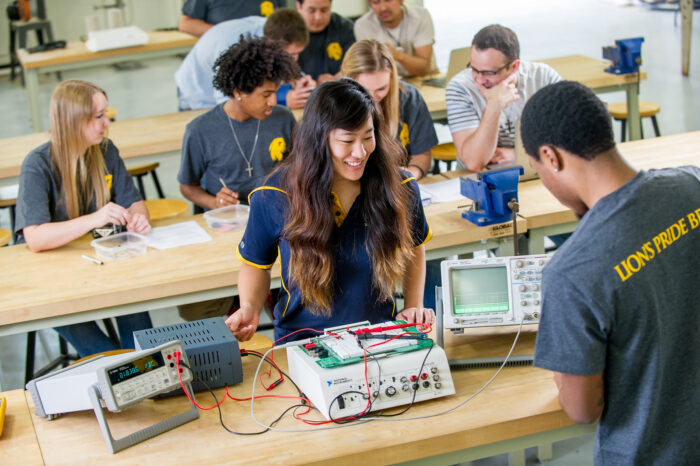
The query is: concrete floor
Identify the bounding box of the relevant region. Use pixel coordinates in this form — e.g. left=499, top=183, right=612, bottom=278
left=0, top=0, right=698, bottom=463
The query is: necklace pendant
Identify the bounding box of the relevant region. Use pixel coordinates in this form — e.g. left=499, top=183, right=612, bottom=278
left=246, top=165, right=253, bottom=177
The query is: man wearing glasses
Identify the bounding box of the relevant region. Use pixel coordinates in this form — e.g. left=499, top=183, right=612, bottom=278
left=446, top=24, right=561, bottom=171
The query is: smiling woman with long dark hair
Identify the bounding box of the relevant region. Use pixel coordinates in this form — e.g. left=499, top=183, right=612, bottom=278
left=227, top=78, right=433, bottom=343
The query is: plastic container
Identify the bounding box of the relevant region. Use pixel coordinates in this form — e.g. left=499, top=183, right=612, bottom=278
left=204, top=205, right=250, bottom=232
left=90, top=232, right=148, bottom=261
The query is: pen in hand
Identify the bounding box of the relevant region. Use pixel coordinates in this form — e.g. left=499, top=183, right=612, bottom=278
left=219, top=177, right=228, bottom=189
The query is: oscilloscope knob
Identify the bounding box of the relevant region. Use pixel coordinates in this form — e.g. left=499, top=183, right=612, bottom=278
left=385, top=386, right=397, bottom=397
left=515, top=260, right=524, bottom=267
left=521, top=300, right=528, bottom=306
left=519, top=284, right=527, bottom=292
left=532, top=284, right=540, bottom=291
left=533, top=299, right=541, bottom=305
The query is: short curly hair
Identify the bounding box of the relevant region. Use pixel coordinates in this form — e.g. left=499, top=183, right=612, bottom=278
left=213, top=34, right=300, bottom=97
left=520, top=81, right=616, bottom=161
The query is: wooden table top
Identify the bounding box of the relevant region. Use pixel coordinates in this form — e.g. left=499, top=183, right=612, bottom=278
left=538, top=54, right=647, bottom=89
left=0, top=199, right=522, bottom=331
left=0, top=109, right=206, bottom=180
left=23, top=326, right=572, bottom=465
left=16, top=30, right=197, bottom=69
left=1, top=389, right=43, bottom=465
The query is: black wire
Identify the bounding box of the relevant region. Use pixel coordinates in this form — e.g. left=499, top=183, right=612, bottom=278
left=373, top=341, right=435, bottom=418
left=243, top=351, right=304, bottom=396
left=178, top=360, right=300, bottom=436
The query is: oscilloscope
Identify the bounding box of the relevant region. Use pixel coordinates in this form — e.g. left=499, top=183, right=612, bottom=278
left=440, top=254, right=553, bottom=331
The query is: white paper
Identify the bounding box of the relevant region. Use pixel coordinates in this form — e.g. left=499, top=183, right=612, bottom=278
left=419, top=178, right=464, bottom=203
left=147, top=221, right=212, bottom=250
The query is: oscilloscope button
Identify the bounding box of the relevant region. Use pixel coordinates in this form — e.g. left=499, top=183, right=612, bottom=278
left=532, top=284, right=540, bottom=291
left=515, top=260, right=524, bottom=267
left=519, top=285, right=527, bottom=291
left=521, top=300, right=528, bottom=306
left=385, top=386, right=397, bottom=397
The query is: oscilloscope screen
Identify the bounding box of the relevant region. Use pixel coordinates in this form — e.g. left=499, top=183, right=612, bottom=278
left=449, top=266, right=509, bottom=314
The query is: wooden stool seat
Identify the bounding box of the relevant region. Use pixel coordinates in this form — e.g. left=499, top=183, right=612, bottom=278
left=607, top=101, right=660, bottom=119
left=145, top=198, right=189, bottom=220
left=0, top=228, right=11, bottom=247
left=0, top=197, right=17, bottom=243
left=73, top=349, right=133, bottom=365
left=607, top=101, right=661, bottom=142
left=127, top=162, right=165, bottom=199
left=431, top=142, right=457, bottom=174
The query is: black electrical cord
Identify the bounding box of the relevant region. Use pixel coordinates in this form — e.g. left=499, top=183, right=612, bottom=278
left=179, top=360, right=302, bottom=435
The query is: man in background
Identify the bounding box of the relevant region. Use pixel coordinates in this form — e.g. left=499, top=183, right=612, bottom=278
left=354, top=0, right=435, bottom=77
left=178, top=0, right=286, bottom=37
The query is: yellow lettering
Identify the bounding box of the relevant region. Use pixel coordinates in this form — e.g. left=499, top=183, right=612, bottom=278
left=627, top=254, right=643, bottom=273
left=688, top=212, right=699, bottom=229
left=678, top=218, right=688, bottom=235
left=615, top=263, right=632, bottom=282
left=634, top=249, right=651, bottom=264
left=668, top=223, right=681, bottom=242
left=659, top=231, right=671, bottom=249
left=642, top=241, right=655, bottom=260
left=653, top=234, right=664, bottom=253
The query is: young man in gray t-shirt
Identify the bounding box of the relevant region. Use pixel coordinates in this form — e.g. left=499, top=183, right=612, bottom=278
left=521, top=80, right=700, bottom=465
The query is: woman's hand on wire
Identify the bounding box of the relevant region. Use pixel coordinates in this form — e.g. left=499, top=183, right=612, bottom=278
left=225, top=303, right=260, bottom=341
left=90, top=202, right=129, bottom=229
left=396, top=307, right=435, bottom=325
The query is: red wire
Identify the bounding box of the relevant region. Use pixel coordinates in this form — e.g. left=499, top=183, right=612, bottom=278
left=175, top=352, right=226, bottom=410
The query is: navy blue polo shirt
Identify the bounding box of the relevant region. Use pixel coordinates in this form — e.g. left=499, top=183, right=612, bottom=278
left=237, top=169, right=431, bottom=343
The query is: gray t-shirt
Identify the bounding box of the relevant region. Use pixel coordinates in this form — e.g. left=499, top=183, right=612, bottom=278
left=182, top=0, right=284, bottom=23
left=534, top=167, right=700, bottom=465
left=354, top=4, right=435, bottom=77
left=177, top=104, right=295, bottom=207
left=446, top=61, right=561, bottom=168
left=15, top=139, right=141, bottom=242
left=398, top=82, right=438, bottom=158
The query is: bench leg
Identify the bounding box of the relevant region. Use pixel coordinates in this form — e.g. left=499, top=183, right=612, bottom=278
left=508, top=449, right=526, bottom=466
left=537, top=443, right=554, bottom=461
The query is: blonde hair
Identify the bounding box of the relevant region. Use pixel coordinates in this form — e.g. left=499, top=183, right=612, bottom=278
left=341, top=40, right=401, bottom=138
left=49, top=80, right=110, bottom=219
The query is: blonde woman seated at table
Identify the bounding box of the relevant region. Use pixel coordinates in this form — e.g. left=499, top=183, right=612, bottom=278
left=341, top=39, right=436, bottom=181
left=226, top=78, right=434, bottom=344
left=14, top=80, right=153, bottom=358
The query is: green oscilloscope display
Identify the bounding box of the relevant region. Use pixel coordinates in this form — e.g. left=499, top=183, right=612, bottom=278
left=450, top=266, right=509, bottom=314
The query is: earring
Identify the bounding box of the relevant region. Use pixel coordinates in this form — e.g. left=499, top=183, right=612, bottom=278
left=237, top=97, right=242, bottom=101
left=553, top=167, right=559, bottom=173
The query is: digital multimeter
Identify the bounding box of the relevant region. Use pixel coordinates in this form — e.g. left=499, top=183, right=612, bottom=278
left=26, top=340, right=200, bottom=453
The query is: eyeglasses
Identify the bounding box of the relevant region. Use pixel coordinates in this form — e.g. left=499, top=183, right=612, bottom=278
left=467, top=61, right=512, bottom=77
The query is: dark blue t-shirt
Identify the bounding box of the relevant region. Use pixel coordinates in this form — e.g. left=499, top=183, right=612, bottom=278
left=534, top=167, right=700, bottom=465
left=237, top=169, right=432, bottom=342
left=297, top=13, right=355, bottom=80
left=398, top=81, right=438, bottom=158
left=182, top=0, right=285, bottom=23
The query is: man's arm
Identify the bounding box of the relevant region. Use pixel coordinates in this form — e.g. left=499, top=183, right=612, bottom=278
left=406, top=150, right=431, bottom=180
left=553, top=371, right=605, bottom=424
left=178, top=14, right=212, bottom=37
left=452, top=73, right=519, bottom=171
left=389, top=43, right=433, bottom=77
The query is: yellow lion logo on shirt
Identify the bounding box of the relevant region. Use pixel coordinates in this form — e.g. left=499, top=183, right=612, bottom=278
left=327, top=42, right=343, bottom=61
left=260, top=1, right=274, bottom=17
left=269, top=137, right=286, bottom=161
left=399, top=122, right=410, bottom=147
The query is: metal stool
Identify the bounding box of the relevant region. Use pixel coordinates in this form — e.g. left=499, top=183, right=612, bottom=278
left=127, top=162, right=165, bottom=199
left=431, top=142, right=457, bottom=174
left=607, top=101, right=661, bottom=142
left=144, top=198, right=189, bottom=221
left=9, top=17, right=60, bottom=84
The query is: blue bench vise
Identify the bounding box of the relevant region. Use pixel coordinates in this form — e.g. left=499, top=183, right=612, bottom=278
left=460, top=166, right=523, bottom=226
left=602, top=37, right=644, bottom=74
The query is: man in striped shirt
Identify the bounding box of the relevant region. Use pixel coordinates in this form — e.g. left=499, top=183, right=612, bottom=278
left=446, top=25, right=561, bottom=171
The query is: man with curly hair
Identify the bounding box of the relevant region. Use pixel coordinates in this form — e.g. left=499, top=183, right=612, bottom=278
left=175, top=8, right=314, bottom=110
left=176, top=35, right=299, bottom=321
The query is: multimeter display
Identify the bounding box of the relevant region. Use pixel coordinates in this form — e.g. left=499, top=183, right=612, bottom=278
left=108, top=352, right=165, bottom=385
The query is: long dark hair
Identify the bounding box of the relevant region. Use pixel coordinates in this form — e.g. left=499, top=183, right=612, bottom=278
left=281, top=78, right=414, bottom=315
